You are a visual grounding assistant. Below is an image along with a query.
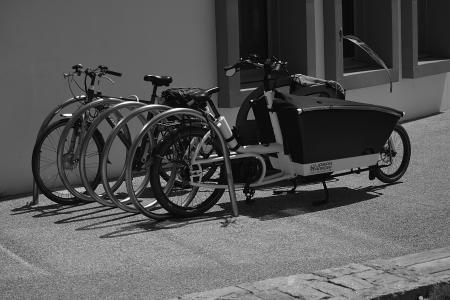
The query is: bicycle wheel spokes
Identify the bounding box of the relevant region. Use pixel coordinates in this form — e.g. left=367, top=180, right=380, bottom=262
left=380, top=131, right=404, bottom=176
left=33, top=119, right=76, bottom=203
left=374, top=124, right=411, bottom=183
left=61, top=126, right=102, bottom=196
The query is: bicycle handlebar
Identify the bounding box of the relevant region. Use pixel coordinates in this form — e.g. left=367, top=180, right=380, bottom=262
left=224, top=56, right=287, bottom=77
left=64, top=64, right=122, bottom=79
left=98, top=65, right=122, bottom=77
left=104, top=69, right=122, bottom=77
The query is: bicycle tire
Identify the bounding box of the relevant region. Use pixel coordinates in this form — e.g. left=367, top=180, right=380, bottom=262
left=374, top=124, right=411, bottom=183
left=56, top=99, right=122, bottom=202
left=149, top=126, right=225, bottom=218
left=32, top=119, right=102, bottom=205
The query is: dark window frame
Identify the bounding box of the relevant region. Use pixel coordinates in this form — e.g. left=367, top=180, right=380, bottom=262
left=401, top=0, right=450, bottom=78
left=323, top=0, right=400, bottom=90
left=215, top=0, right=318, bottom=108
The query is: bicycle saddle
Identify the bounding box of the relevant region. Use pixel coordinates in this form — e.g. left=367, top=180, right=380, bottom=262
left=143, top=75, right=173, bottom=86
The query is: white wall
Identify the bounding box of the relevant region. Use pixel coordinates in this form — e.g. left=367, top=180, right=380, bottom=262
left=0, top=0, right=216, bottom=197
left=346, top=74, right=450, bottom=120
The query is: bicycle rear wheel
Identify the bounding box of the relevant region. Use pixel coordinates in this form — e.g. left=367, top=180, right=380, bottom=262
left=149, top=126, right=225, bottom=218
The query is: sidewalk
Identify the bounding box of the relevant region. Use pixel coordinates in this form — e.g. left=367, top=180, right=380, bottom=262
left=171, top=247, right=450, bottom=299
left=1, top=111, right=449, bottom=299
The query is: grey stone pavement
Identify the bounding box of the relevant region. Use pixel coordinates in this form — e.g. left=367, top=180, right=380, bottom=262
left=171, top=247, right=450, bottom=300
left=0, top=110, right=449, bottom=299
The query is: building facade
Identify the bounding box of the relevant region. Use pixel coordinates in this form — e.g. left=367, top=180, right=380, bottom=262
left=1, top=0, right=449, bottom=197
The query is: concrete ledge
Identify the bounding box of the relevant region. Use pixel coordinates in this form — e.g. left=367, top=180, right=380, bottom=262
left=170, top=246, right=450, bottom=299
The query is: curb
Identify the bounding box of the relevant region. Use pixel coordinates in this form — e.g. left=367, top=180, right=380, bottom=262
left=170, top=247, right=450, bottom=299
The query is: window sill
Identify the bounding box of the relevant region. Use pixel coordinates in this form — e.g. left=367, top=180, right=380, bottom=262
left=409, top=59, right=450, bottom=78
left=343, top=68, right=397, bottom=90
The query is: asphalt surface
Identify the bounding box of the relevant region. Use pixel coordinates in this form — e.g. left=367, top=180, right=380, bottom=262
left=0, top=111, right=449, bottom=299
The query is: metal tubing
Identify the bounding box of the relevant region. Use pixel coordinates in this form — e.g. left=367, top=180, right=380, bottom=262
left=99, top=103, right=171, bottom=213
left=31, top=177, right=40, bottom=205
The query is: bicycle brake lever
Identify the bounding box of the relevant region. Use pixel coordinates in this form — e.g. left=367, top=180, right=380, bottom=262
left=102, top=76, right=115, bottom=84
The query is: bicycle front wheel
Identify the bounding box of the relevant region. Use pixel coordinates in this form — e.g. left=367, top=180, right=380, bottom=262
left=149, top=127, right=225, bottom=218
left=32, top=119, right=101, bottom=205
left=56, top=118, right=103, bottom=202
left=374, top=124, right=411, bottom=183
left=32, top=119, right=79, bottom=204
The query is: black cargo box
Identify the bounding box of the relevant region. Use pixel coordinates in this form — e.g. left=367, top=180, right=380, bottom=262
left=274, top=95, right=404, bottom=164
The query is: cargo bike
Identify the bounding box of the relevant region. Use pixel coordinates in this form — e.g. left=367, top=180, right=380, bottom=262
left=133, top=55, right=410, bottom=218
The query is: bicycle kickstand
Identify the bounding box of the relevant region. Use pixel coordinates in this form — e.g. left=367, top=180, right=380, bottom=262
left=312, top=181, right=329, bottom=206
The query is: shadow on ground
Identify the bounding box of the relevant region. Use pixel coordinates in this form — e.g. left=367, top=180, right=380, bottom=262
left=97, top=183, right=396, bottom=238
left=10, top=183, right=398, bottom=239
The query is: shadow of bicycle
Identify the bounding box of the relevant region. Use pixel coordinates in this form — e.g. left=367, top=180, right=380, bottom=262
left=96, top=183, right=398, bottom=238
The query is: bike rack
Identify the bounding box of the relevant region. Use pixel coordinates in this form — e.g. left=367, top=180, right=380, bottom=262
left=30, top=100, right=240, bottom=217
left=140, top=107, right=239, bottom=217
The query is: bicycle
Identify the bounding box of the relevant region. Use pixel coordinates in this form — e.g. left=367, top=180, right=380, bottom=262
left=138, top=56, right=410, bottom=218
left=32, top=64, right=172, bottom=205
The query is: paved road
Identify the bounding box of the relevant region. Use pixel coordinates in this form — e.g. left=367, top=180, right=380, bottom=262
left=0, top=112, right=449, bottom=299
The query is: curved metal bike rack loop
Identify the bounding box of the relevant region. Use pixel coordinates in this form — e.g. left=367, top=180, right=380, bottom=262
left=129, top=107, right=239, bottom=217
left=79, top=101, right=148, bottom=208
left=100, top=103, right=171, bottom=213
left=56, top=98, right=125, bottom=203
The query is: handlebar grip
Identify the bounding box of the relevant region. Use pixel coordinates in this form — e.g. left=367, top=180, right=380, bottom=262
left=105, top=70, right=122, bottom=77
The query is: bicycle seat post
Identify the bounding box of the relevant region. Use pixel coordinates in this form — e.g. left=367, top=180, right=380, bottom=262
left=143, top=75, right=173, bottom=104
left=150, top=84, right=158, bottom=104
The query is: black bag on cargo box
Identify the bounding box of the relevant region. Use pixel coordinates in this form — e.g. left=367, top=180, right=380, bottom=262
left=289, top=74, right=345, bottom=99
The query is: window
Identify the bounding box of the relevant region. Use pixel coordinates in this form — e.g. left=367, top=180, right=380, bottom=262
left=215, top=0, right=317, bottom=107
left=324, top=0, right=399, bottom=90
left=238, top=0, right=268, bottom=87
left=402, top=0, right=450, bottom=78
